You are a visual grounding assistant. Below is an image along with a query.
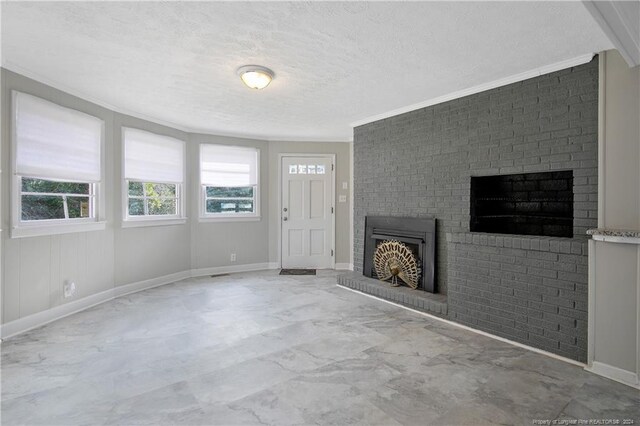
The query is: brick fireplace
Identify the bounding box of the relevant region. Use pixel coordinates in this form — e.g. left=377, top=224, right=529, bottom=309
left=348, top=57, right=598, bottom=362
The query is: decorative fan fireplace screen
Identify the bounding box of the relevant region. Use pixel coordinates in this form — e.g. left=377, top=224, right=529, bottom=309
left=374, top=240, right=420, bottom=289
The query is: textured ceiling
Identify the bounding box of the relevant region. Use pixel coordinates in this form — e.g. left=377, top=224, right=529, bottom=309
left=1, top=2, right=612, bottom=141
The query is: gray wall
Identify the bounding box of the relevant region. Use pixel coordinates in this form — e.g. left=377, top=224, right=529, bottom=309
left=2, top=69, right=117, bottom=322
left=1, top=69, right=193, bottom=322
left=448, top=233, right=588, bottom=361
left=113, top=112, right=191, bottom=286
left=1, top=68, right=352, bottom=327
left=353, top=58, right=598, bottom=361
left=188, top=133, right=270, bottom=271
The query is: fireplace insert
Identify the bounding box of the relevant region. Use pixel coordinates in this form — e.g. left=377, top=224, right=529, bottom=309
left=363, top=216, right=436, bottom=293
left=470, top=171, right=573, bottom=238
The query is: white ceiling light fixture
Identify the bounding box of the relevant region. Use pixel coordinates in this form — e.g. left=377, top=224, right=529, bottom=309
left=237, top=65, right=274, bottom=90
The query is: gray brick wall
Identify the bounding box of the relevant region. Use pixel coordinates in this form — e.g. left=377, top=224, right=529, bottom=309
left=353, top=58, right=598, bottom=361
left=447, top=233, right=588, bottom=361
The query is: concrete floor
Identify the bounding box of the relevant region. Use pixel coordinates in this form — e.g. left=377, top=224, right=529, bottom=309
left=1, top=270, right=639, bottom=425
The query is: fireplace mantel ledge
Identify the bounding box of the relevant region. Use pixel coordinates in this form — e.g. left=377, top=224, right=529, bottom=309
left=447, top=232, right=588, bottom=255
left=587, top=229, right=640, bottom=245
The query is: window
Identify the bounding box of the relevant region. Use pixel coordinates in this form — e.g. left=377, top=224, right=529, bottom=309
left=288, top=164, right=326, bottom=175
left=12, top=91, right=104, bottom=237
left=200, top=144, right=259, bottom=219
left=204, top=186, right=255, bottom=214
left=21, top=178, right=93, bottom=220
left=128, top=182, right=178, bottom=216
left=123, top=128, right=185, bottom=225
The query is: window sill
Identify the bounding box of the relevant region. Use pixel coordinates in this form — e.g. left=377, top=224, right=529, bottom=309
left=11, top=221, right=107, bottom=239
left=121, top=218, right=187, bottom=228
left=199, top=215, right=261, bottom=223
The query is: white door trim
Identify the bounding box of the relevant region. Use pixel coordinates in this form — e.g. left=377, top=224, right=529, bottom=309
left=277, top=153, right=336, bottom=269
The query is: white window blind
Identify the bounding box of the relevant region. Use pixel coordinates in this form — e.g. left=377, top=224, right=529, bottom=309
left=200, top=144, right=258, bottom=187
left=14, top=91, right=103, bottom=182
left=124, top=128, right=185, bottom=184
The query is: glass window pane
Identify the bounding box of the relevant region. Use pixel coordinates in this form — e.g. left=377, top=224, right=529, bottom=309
left=206, top=186, right=254, bottom=198
left=147, top=198, right=177, bottom=216
left=317, top=165, right=325, bottom=174
left=128, top=198, right=145, bottom=216
left=289, top=165, right=297, bottom=174
left=128, top=181, right=144, bottom=196
left=298, top=165, right=307, bottom=174
left=238, top=202, right=254, bottom=212
left=206, top=200, right=254, bottom=213
left=148, top=183, right=176, bottom=197
left=308, top=165, right=316, bottom=174
left=21, top=195, right=65, bottom=220
left=67, top=197, right=91, bottom=218
left=22, top=178, right=89, bottom=195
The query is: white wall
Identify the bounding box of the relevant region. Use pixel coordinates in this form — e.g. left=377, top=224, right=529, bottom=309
left=599, top=52, right=640, bottom=228
left=588, top=50, right=640, bottom=387
left=0, top=68, right=354, bottom=333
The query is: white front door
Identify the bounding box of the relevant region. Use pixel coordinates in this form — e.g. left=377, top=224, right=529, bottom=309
left=281, top=156, right=334, bottom=269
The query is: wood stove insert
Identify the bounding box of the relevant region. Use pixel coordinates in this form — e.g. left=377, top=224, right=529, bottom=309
left=363, top=216, right=436, bottom=293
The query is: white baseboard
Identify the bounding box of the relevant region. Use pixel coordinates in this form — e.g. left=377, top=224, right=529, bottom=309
left=586, top=362, right=640, bottom=389
left=335, top=263, right=353, bottom=270
left=337, top=284, right=587, bottom=368
left=0, top=263, right=278, bottom=340
left=190, top=262, right=278, bottom=277
left=114, top=271, right=193, bottom=298
left=0, top=288, right=114, bottom=340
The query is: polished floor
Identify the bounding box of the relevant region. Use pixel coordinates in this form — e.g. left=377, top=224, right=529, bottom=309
left=2, top=270, right=639, bottom=425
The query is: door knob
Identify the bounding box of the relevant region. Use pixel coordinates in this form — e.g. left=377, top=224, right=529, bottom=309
left=283, top=207, right=288, bottom=212
left=283, top=217, right=288, bottom=221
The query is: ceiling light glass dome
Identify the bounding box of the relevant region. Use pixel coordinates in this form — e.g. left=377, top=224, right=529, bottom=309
left=237, top=65, right=274, bottom=90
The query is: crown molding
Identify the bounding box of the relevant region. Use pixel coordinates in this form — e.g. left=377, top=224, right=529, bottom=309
left=582, top=1, right=640, bottom=68
left=350, top=53, right=596, bottom=128
left=269, top=137, right=353, bottom=143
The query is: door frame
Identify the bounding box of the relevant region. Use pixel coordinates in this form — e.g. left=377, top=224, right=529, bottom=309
left=277, top=153, right=336, bottom=269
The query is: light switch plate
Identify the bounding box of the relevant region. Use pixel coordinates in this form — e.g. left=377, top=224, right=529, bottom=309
left=342, top=182, right=348, bottom=189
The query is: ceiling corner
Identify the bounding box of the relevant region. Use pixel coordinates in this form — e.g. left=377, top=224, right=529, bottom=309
left=582, top=0, right=640, bottom=67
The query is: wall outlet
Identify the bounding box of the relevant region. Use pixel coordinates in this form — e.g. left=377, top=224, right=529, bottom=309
left=230, top=253, right=237, bottom=262
left=63, top=281, right=77, bottom=299
left=339, top=195, right=347, bottom=203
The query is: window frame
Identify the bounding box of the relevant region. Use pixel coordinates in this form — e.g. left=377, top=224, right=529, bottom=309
left=202, top=185, right=258, bottom=217
left=122, top=179, right=185, bottom=227
left=10, top=91, right=106, bottom=238
left=199, top=144, right=261, bottom=222
left=19, top=177, right=97, bottom=221
left=121, top=128, right=187, bottom=228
